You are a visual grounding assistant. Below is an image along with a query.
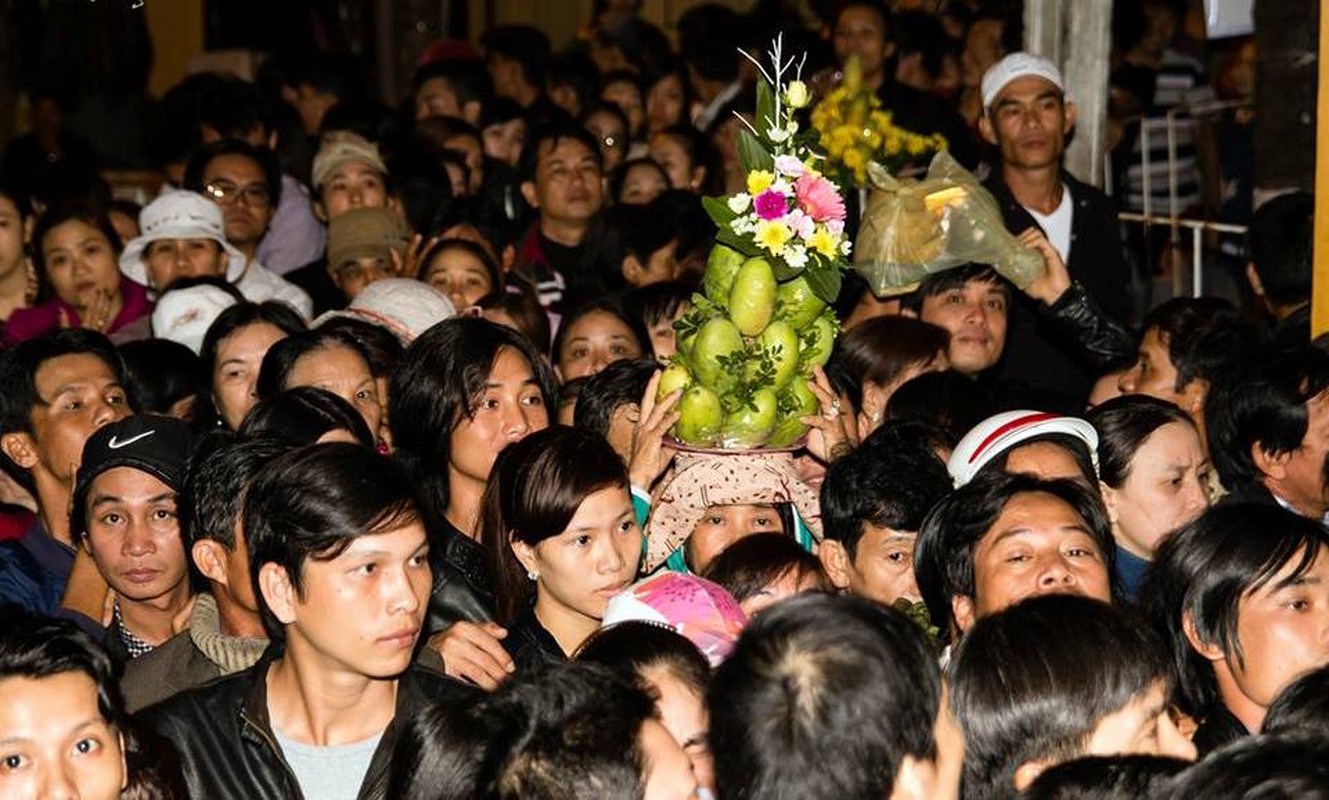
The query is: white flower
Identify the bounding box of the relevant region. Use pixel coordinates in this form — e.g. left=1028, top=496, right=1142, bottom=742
left=784, top=245, right=809, bottom=268
left=767, top=125, right=791, bottom=143
left=785, top=209, right=815, bottom=240
left=728, top=193, right=752, bottom=214
left=784, top=80, right=810, bottom=109
left=826, top=219, right=845, bottom=237
left=840, top=240, right=854, bottom=256
left=773, top=155, right=805, bottom=179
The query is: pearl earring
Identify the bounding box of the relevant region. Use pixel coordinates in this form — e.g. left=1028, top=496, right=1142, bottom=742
left=527, top=570, right=539, bottom=581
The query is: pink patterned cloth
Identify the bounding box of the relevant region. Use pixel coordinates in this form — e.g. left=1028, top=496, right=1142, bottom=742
left=602, top=572, right=748, bottom=667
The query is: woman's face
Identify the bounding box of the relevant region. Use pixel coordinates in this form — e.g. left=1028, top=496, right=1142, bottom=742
left=687, top=504, right=784, bottom=574
left=619, top=163, right=668, bottom=206
left=284, top=344, right=382, bottom=439
left=646, top=73, right=687, bottom=135
left=212, top=322, right=289, bottom=430
left=0, top=671, right=126, bottom=800
left=648, top=134, right=698, bottom=192
left=602, top=81, right=645, bottom=138
left=449, top=347, right=550, bottom=488
left=41, top=220, right=120, bottom=312
left=556, top=310, right=643, bottom=381
left=0, top=195, right=29, bottom=277
left=1103, top=421, right=1210, bottom=559
left=513, top=485, right=642, bottom=637
left=646, top=303, right=689, bottom=363
left=739, top=567, right=824, bottom=618
left=143, top=237, right=227, bottom=291
left=422, top=247, right=495, bottom=311
left=482, top=118, right=527, bottom=167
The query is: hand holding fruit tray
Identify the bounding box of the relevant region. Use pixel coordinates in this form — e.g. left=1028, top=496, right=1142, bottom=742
left=853, top=151, right=1046, bottom=297
left=660, top=36, right=851, bottom=451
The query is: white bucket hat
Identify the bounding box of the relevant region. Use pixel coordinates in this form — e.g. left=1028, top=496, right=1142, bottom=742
left=313, top=278, right=457, bottom=344
left=151, top=284, right=240, bottom=354
left=948, top=409, right=1098, bottom=487
left=119, top=189, right=248, bottom=288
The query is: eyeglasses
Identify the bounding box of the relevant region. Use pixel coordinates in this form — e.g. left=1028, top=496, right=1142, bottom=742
left=204, top=180, right=271, bottom=207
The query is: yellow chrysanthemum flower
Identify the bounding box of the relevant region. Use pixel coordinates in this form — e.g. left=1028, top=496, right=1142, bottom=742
left=754, top=220, right=792, bottom=253
left=807, top=227, right=840, bottom=258
left=746, top=170, right=775, bottom=196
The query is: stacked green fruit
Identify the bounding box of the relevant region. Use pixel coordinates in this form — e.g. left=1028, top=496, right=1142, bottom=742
left=664, top=243, right=838, bottom=449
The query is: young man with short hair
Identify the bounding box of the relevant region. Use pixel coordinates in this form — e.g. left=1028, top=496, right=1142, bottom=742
left=70, top=414, right=195, bottom=659
left=120, top=432, right=290, bottom=712
left=951, top=594, right=1195, bottom=799
left=1247, top=192, right=1313, bottom=349
left=141, top=443, right=477, bottom=799
left=0, top=330, right=131, bottom=617
left=913, top=471, right=1115, bottom=640
left=708, top=593, right=964, bottom=800
left=818, top=423, right=953, bottom=608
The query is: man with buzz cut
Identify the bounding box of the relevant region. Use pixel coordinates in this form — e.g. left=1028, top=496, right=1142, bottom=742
left=141, top=443, right=479, bottom=799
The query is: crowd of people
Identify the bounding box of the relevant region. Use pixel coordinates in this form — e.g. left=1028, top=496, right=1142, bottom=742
left=1, top=1, right=1324, bottom=799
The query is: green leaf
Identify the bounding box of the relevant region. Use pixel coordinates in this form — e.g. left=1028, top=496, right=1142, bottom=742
left=737, top=128, right=775, bottom=174
left=769, top=259, right=798, bottom=282
left=803, top=263, right=843, bottom=304
left=756, top=81, right=776, bottom=135
left=715, top=226, right=761, bottom=258
left=701, top=195, right=738, bottom=228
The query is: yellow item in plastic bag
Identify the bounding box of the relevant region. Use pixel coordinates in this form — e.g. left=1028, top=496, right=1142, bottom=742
left=853, top=151, right=1045, bottom=297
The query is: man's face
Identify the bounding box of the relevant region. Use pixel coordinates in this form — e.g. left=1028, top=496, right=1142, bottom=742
left=955, top=491, right=1111, bottom=632
left=1269, top=391, right=1329, bottom=518
left=320, top=162, right=388, bottom=220
left=0, top=672, right=126, bottom=800
left=847, top=524, right=921, bottom=606
left=1081, top=681, right=1197, bottom=763
left=981, top=76, right=1074, bottom=171
left=833, top=6, right=891, bottom=81
left=331, top=256, right=393, bottom=302
left=2, top=354, right=130, bottom=486
left=143, top=238, right=226, bottom=292
left=202, top=153, right=273, bottom=249
left=415, top=77, right=461, bottom=120
left=918, top=278, right=1008, bottom=375
left=1116, top=326, right=1205, bottom=418
left=639, top=717, right=702, bottom=800
left=83, top=467, right=188, bottom=604
left=522, top=137, right=604, bottom=229
left=275, top=520, right=432, bottom=678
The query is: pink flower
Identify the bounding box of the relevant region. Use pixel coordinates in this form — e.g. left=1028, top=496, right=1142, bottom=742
left=774, top=155, right=806, bottom=178
left=785, top=209, right=815, bottom=240
left=753, top=189, right=788, bottom=221
left=794, top=174, right=846, bottom=222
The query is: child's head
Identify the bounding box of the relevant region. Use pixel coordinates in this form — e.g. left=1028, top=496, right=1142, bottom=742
left=483, top=426, right=642, bottom=627
left=623, top=281, right=693, bottom=363
left=701, top=532, right=830, bottom=617
left=573, top=359, right=658, bottom=464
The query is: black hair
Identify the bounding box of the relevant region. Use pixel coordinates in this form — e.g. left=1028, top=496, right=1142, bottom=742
left=914, top=472, right=1116, bottom=639
left=480, top=96, right=526, bottom=129
left=412, top=58, right=494, bottom=109
left=0, top=179, right=33, bottom=220
left=481, top=426, right=630, bottom=625
left=1018, top=754, right=1188, bottom=800
left=586, top=201, right=678, bottom=292
left=1158, top=734, right=1329, bottom=799
left=197, top=75, right=276, bottom=141
left=644, top=62, right=695, bottom=132
left=650, top=123, right=722, bottom=194
left=1262, top=665, right=1329, bottom=738
left=118, top=338, right=200, bottom=419
left=821, top=425, right=952, bottom=558
left=900, top=263, right=1008, bottom=314
left=576, top=620, right=711, bottom=697
left=389, top=317, right=556, bottom=533
left=546, top=52, right=601, bottom=116
left=826, top=314, right=949, bottom=416
left=476, top=281, right=553, bottom=353
left=481, top=24, right=553, bottom=88
left=289, top=54, right=364, bottom=104
left=573, top=358, right=657, bottom=439
left=1140, top=502, right=1329, bottom=717
left=1140, top=297, right=1259, bottom=394
left=1206, top=345, right=1329, bottom=489
left=1086, top=395, right=1196, bottom=489
left=0, top=608, right=124, bottom=727
left=551, top=295, right=654, bottom=371
left=1248, top=191, right=1313, bottom=308
left=243, top=442, right=426, bottom=642
left=677, top=5, right=743, bottom=83
left=387, top=701, right=487, bottom=800
left=182, top=138, right=284, bottom=209
left=31, top=196, right=123, bottom=275
left=708, top=593, right=943, bottom=799
left=952, top=594, right=1174, bottom=800
left=652, top=189, right=714, bottom=272
left=418, top=236, right=502, bottom=293
left=518, top=124, right=604, bottom=185
left=315, top=316, right=404, bottom=379
left=890, top=10, right=951, bottom=81
left=239, top=386, right=376, bottom=447
left=483, top=661, right=656, bottom=799
left=622, top=280, right=694, bottom=331
left=701, top=531, right=830, bottom=605
left=199, top=301, right=306, bottom=404
left=254, top=327, right=375, bottom=400
left=183, top=430, right=292, bottom=552
left=609, top=157, right=669, bottom=204
left=581, top=101, right=631, bottom=156
left=886, top=369, right=994, bottom=441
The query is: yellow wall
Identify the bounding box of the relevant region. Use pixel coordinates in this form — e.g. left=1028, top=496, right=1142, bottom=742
left=146, top=0, right=204, bottom=97
left=466, top=0, right=755, bottom=47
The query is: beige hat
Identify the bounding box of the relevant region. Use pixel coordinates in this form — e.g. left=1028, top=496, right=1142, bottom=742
left=312, top=131, right=389, bottom=190
left=643, top=451, right=822, bottom=573
left=313, top=278, right=456, bottom=344
left=326, top=207, right=410, bottom=270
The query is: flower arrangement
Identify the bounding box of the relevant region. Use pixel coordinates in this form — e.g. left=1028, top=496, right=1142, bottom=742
left=810, top=56, right=949, bottom=186
left=662, top=36, right=849, bottom=451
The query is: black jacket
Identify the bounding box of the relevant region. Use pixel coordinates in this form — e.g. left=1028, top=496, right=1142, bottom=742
left=138, top=649, right=479, bottom=799
left=984, top=171, right=1136, bottom=409
left=427, top=520, right=496, bottom=633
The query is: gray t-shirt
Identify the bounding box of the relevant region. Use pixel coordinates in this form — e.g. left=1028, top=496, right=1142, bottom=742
left=273, top=727, right=383, bottom=800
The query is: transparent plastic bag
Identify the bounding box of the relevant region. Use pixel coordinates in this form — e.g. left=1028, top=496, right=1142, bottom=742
left=853, top=151, right=1045, bottom=296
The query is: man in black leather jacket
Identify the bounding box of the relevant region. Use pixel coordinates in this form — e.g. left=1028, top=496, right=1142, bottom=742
left=139, top=444, right=479, bottom=800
